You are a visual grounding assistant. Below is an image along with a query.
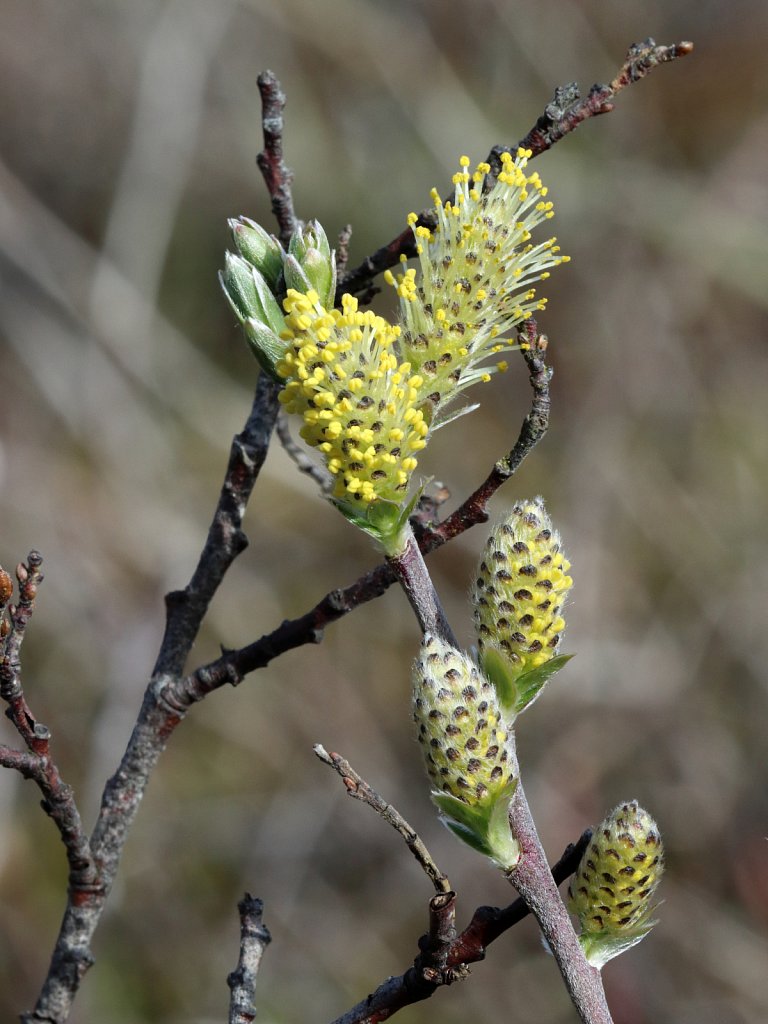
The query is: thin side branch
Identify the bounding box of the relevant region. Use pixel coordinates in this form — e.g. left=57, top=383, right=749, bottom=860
left=155, top=372, right=280, bottom=678
left=0, top=555, right=95, bottom=888
left=314, top=744, right=451, bottom=894
left=427, top=320, right=551, bottom=543
left=227, top=894, right=272, bottom=1024
left=338, top=38, right=692, bottom=300
left=512, top=37, right=694, bottom=162
left=256, top=70, right=299, bottom=246
left=0, top=745, right=41, bottom=776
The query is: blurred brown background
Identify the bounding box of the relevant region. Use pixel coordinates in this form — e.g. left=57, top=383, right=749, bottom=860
left=1, top=1, right=767, bottom=1022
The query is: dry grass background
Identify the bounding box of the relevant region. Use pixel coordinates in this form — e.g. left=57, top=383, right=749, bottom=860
left=1, top=1, right=767, bottom=1022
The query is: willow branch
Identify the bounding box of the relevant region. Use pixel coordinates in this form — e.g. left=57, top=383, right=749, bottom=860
left=256, top=70, right=299, bottom=246
left=20, top=39, right=690, bottom=1020
left=314, top=744, right=451, bottom=894
left=338, top=38, right=693, bottom=300
left=23, top=377, right=280, bottom=1024
left=227, top=894, right=272, bottom=1024
left=383, top=526, right=613, bottom=1023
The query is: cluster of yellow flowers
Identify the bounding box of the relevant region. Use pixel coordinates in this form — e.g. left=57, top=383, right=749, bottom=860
left=473, top=497, right=573, bottom=682
left=276, top=291, right=428, bottom=506
left=221, top=149, right=571, bottom=551
left=257, top=149, right=568, bottom=520
left=388, top=149, right=569, bottom=404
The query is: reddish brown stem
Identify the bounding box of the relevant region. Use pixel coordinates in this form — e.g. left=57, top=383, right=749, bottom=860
left=256, top=70, right=299, bottom=247
left=386, top=523, right=458, bottom=645
left=315, top=744, right=451, bottom=894
left=328, top=832, right=592, bottom=1024
left=338, top=38, right=692, bottom=301
left=0, top=555, right=95, bottom=888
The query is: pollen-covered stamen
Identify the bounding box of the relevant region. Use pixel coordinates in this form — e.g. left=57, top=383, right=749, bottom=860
left=472, top=497, right=572, bottom=678
left=387, top=149, right=570, bottom=411
left=276, top=289, right=429, bottom=505
left=569, top=802, right=664, bottom=936
left=412, top=634, right=514, bottom=804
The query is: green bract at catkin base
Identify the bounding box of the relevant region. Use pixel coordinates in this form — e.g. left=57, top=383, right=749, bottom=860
left=472, top=497, right=573, bottom=719
left=569, top=801, right=665, bottom=969
left=412, top=634, right=519, bottom=871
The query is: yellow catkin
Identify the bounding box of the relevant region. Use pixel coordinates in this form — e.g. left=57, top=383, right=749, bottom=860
left=569, top=801, right=664, bottom=935
left=276, top=290, right=428, bottom=505
left=472, top=497, right=572, bottom=678
left=412, top=635, right=514, bottom=804
left=388, top=150, right=570, bottom=408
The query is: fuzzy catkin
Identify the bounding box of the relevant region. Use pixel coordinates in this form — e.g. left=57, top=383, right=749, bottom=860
left=569, top=801, right=664, bottom=934
left=412, top=635, right=514, bottom=804
left=473, top=497, right=572, bottom=678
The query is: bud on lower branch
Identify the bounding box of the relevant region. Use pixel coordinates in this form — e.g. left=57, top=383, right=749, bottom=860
left=228, top=216, right=285, bottom=291
left=569, top=801, right=664, bottom=969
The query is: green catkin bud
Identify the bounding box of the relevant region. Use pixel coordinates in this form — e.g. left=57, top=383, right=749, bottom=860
left=229, top=217, right=284, bottom=291
left=569, top=801, right=664, bottom=968
left=219, top=252, right=284, bottom=333
left=472, top=497, right=572, bottom=683
left=287, top=220, right=336, bottom=308
left=412, top=635, right=514, bottom=804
